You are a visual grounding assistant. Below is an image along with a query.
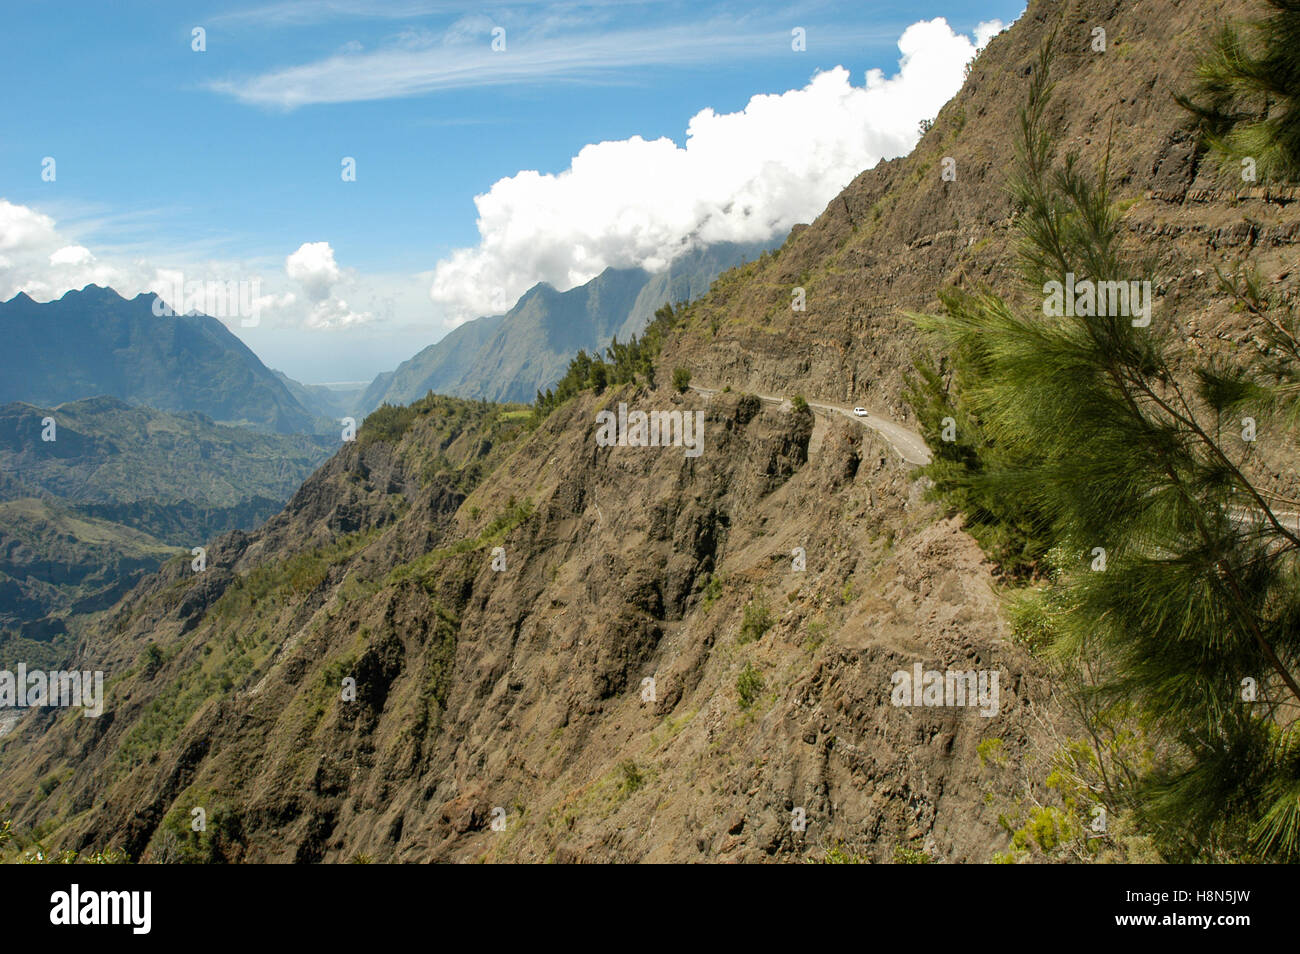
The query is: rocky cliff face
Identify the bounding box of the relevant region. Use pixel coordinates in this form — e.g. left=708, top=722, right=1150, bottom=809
left=3, top=0, right=1294, bottom=863
left=0, top=383, right=1052, bottom=862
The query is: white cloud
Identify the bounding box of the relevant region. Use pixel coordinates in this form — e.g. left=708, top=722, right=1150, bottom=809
left=974, top=19, right=1005, bottom=49
left=430, top=17, right=994, bottom=321
left=284, top=241, right=376, bottom=327
left=286, top=241, right=342, bottom=301
left=0, top=201, right=57, bottom=252
left=304, top=296, right=373, bottom=329
left=0, top=199, right=134, bottom=299
left=49, top=245, right=94, bottom=266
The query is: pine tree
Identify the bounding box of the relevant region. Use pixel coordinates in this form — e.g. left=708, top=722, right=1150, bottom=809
left=914, top=39, right=1300, bottom=860
left=1176, top=0, right=1300, bottom=182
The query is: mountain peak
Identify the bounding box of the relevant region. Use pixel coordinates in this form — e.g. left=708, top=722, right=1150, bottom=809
left=58, top=283, right=125, bottom=302
left=0, top=286, right=320, bottom=434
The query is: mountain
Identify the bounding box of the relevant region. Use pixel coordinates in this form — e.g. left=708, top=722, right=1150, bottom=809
left=360, top=241, right=772, bottom=411
left=0, top=285, right=319, bottom=434
left=0, top=499, right=179, bottom=665
left=357, top=312, right=506, bottom=413
left=272, top=371, right=366, bottom=422
left=0, top=396, right=334, bottom=668
left=0, top=0, right=1281, bottom=863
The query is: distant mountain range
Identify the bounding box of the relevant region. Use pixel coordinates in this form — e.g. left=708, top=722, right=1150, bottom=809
left=0, top=285, right=323, bottom=434
left=3, top=244, right=771, bottom=429
left=359, top=240, right=773, bottom=410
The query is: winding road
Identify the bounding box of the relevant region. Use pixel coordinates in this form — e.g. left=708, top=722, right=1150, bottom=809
left=689, top=385, right=931, bottom=465
left=689, top=384, right=1300, bottom=532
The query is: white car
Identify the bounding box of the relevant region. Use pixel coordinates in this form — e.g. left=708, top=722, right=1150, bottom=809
left=852, top=407, right=868, bottom=417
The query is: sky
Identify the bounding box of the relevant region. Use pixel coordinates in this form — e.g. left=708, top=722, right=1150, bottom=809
left=0, top=0, right=1025, bottom=384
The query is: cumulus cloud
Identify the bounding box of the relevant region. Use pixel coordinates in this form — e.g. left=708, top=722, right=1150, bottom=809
left=303, top=296, right=373, bottom=329
left=430, top=17, right=998, bottom=321
left=0, top=200, right=132, bottom=299
left=286, top=241, right=342, bottom=301
left=974, top=19, right=1005, bottom=48
left=285, top=241, right=375, bottom=327
left=49, top=245, right=94, bottom=266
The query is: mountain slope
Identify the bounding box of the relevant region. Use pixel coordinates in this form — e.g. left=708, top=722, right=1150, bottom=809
left=0, top=498, right=179, bottom=663
left=0, top=384, right=1052, bottom=863
left=658, top=0, right=1277, bottom=432
left=0, top=396, right=334, bottom=667
left=361, top=241, right=771, bottom=411
left=0, top=285, right=319, bottom=434
left=357, top=313, right=506, bottom=414
left=1, top=0, right=1285, bottom=864
left=272, top=372, right=365, bottom=422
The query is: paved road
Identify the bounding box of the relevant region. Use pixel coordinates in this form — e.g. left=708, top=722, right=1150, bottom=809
left=689, top=385, right=931, bottom=465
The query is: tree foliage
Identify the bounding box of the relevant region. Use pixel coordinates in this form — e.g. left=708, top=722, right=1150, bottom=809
left=533, top=301, right=689, bottom=419
left=1176, top=0, right=1300, bottom=182
left=913, top=37, right=1300, bottom=860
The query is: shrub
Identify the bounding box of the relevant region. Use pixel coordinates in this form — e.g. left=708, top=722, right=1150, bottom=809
left=736, top=663, right=764, bottom=709
left=737, top=599, right=773, bottom=644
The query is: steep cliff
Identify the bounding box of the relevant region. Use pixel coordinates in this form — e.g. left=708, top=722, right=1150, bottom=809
left=3, top=0, right=1292, bottom=863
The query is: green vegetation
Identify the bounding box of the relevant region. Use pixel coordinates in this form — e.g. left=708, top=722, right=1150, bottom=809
left=910, top=38, right=1300, bottom=861
left=150, top=793, right=241, bottom=863
left=359, top=401, right=422, bottom=445
left=892, top=844, right=933, bottom=864
left=700, top=573, right=724, bottom=613
left=387, top=497, right=535, bottom=591
left=1, top=808, right=126, bottom=864
left=1176, top=0, right=1300, bottom=182
left=976, top=737, right=1008, bottom=769
left=212, top=528, right=380, bottom=621
left=810, top=841, right=869, bottom=864
left=736, top=663, right=764, bottom=710
left=801, top=618, right=828, bottom=653
left=359, top=391, right=520, bottom=457
left=903, top=356, right=1052, bottom=578
left=618, top=759, right=646, bottom=796
left=532, top=302, right=690, bottom=420
left=671, top=367, right=692, bottom=393
left=736, top=599, right=773, bottom=645
left=140, top=642, right=165, bottom=677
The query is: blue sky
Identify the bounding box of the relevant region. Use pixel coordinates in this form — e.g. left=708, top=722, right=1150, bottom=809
left=0, top=0, right=1024, bottom=383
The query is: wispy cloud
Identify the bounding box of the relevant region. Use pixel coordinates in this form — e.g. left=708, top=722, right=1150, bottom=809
left=206, top=0, right=626, bottom=29
left=208, top=19, right=899, bottom=108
